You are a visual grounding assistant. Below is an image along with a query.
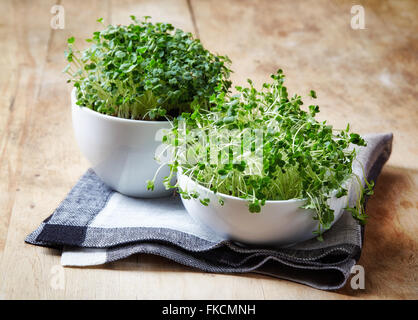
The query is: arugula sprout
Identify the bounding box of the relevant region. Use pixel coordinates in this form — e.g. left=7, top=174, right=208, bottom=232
left=150, top=69, right=372, bottom=240
left=64, top=16, right=232, bottom=120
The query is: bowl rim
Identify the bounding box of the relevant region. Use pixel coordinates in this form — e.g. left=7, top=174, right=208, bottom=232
left=178, top=169, right=308, bottom=204
left=71, top=87, right=171, bottom=125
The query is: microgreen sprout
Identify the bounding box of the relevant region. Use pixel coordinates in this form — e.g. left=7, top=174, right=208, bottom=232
left=64, top=16, right=232, bottom=120
left=150, top=69, right=373, bottom=240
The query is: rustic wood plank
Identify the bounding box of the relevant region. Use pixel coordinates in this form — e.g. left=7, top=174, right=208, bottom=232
left=0, top=0, right=47, bottom=251
left=111, top=0, right=195, bottom=34
left=0, top=0, right=55, bottom=269
left=0, top=0, right=416, bottom=299
left=0, top=0, right=56, bottom=299
left=0, top=0, right=108, bottom=299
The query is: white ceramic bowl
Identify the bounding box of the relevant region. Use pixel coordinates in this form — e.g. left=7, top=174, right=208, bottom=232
left=71, top=89, right=173, bottom=198
left=178, top=172, right=350, bottom=246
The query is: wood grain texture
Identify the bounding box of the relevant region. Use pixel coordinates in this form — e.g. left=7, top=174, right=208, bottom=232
left=0, top=0, right=416, bottom=299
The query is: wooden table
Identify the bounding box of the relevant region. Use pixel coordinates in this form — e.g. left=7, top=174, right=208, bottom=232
left=0, top=0, right=417, bottom=299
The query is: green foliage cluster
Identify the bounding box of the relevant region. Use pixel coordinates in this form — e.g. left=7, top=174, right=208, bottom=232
left=64, top=16, right=232, bottom=120
left=150, top=70, right=373, bottom=240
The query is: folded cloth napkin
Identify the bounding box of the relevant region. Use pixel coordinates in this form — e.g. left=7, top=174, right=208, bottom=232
left=26, top=133, right=393, bottom=290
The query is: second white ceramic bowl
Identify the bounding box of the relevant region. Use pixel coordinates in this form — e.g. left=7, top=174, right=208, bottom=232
left=71, top=89, right=173, bottom=198
left=178, top=171, right=350, bottom=246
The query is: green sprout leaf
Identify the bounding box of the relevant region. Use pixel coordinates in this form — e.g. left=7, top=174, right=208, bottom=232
left=64, top=16, right=232, bottom=121
left=154, top=69, right=372, bottom=240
